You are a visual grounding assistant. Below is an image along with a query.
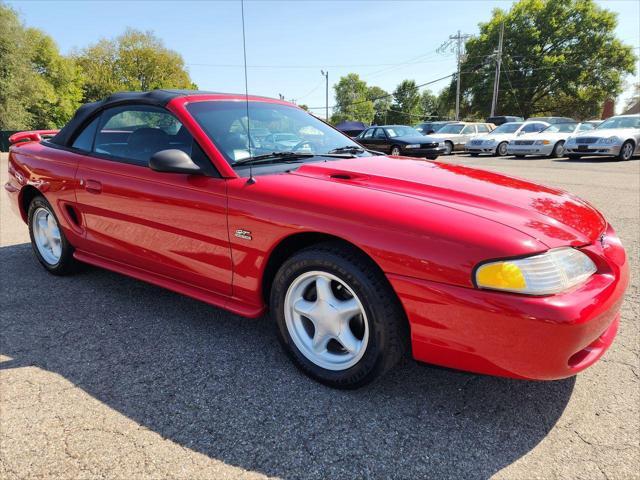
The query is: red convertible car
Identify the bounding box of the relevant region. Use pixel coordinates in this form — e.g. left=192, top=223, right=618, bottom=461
left=5, top=90, right=629, bottom=388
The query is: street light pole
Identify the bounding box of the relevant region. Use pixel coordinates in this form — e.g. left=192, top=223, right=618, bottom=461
left=321, top=70, right=329, bottom=121
left=490, top=22, right=505, bottom=117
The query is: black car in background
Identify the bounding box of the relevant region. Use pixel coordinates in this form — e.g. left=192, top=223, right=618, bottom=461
left=414, top=120, right=455, bottom=135
left=485, top=115, right=523, bottom=126
left=355, top=125, right=445, bottom=159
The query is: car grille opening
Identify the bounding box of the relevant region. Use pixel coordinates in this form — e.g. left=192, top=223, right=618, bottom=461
left=574, top=137, right=598, bottom=144
left=515, top=140, right=535, bottom=145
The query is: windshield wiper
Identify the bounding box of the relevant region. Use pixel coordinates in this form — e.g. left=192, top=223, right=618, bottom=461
left=234, top=151, right=314, bottom=166
left=234, top=150, right=358, bottom=166
left=328, top=145, right=365, bottom=154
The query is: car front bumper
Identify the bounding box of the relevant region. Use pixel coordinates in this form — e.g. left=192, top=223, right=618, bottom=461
left=388, top=224, right=629, bottom=380
left=564, top=144, right=623, bottom=156
left=400, top=147, right=446, bottom=158
left=507, top=144, right=555, bottom=156
left=465, top=145, right=496, bottom=154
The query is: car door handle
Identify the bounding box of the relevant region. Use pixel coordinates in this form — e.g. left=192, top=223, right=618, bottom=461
left=82, top=179, right=102, bottom=194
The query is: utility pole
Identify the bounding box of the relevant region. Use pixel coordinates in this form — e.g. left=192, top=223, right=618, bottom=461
left=438, top=30, right=471, bottom=121
left=320, top=70, right=329, bottom=121
left=490, top=22, right=504, bottom=117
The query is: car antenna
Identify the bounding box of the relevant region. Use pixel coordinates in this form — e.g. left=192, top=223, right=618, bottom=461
left=240, top=0, right=256, bottom=184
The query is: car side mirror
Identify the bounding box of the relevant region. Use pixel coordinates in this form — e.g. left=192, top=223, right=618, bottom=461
left=149, top=149, right=202, bottom=174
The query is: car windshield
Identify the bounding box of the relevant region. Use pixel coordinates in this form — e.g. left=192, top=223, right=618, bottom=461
left=437, top=124, right=465, bottom=134
left=186, top=101, right=367, bottom=164
left=543, top=123, right=577, bottom=133
left=490, top=122, right=523, bottom=134
left=385, top=126, right=421, bottom=137
left=597, top=116, right=640, bottom=130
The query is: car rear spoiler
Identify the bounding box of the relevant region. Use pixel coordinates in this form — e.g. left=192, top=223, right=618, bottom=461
left=9, top=130, right=59, bottom=146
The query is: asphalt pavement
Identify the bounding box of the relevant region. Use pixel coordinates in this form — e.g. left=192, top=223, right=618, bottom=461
left=1, top=151, right=638, bottom=479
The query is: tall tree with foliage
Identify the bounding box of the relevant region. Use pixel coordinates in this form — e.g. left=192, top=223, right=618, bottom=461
left=0, top=3, right=83, bottom=129
left=448, top=0, right=636, bottom=119
left=75, top=29, right=196, bottom=102
left=331, top=73, right=374, bottom=124
left=388, top=80, right=423, bottom=124
left=367, top=86, right=391, bottom=125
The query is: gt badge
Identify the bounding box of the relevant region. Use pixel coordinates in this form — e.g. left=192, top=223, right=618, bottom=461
left=235, top=229, right=252, bottom=240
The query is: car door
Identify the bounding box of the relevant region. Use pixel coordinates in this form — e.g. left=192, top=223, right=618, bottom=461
left=371, top=128, right=391, bottom=152
left=356, top=128, right=376, bottom=149
left=73, top=104, right=233, bottom=295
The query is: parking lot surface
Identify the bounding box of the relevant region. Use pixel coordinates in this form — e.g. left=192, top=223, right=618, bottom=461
left=1, top=151, right=638, bottom=479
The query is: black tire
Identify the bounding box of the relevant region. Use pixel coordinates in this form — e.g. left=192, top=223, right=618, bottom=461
left=567, top=154, right=582, bottom=160
left=514, top=155, right=526, bottom=158
left=495, top=142, right=508, bottom=156
left=470, top=153, right=479, bottom=157
left=270, top=242, right=409, bottom=389
left=550, top=141, right=565, bottom=158
left=618, top=140, right=635, bottom=161
left=27, top=196, right=78, bottom=275
left=390, top=145, right=401, bottom=156
left=443, top=141, right=453, bottom=155
left=426, top=155, right=438, bottom=160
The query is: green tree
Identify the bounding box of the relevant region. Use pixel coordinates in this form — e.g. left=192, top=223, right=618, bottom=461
left=367, top=86, right=391, bottom=125
left=0, top=3, right=83, bottom=129
left=420, top=90, right=440, bottom=120
left=388, top=80, right=423, bottom=124
left=449, top=0, right=636, bottom=119
left=76, top=28, right=196, bottom=102
left=331, top=73, right=374, bottom=124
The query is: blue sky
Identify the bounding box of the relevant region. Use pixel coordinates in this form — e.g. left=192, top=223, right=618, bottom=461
left=7, top=0, right=640, bottom=116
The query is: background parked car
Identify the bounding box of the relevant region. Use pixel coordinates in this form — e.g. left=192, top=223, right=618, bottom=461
left=507, top=122, right=596, bottom=158
left=486, top=115, right=523, bottom=126
left=355, top=125, right=445, bottom=159
left=563, top=114, right=640, bottom=161
left=526, top=116, right=576, bottom=124
left=428, top=122, right=495, bottom=154
left=263, top=132, right=302, bottom=151
left=414, top=120, right=455, bottom=135
left=465, top=120, right=550, bottom=156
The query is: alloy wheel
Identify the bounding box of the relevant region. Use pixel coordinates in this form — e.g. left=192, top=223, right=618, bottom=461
left=32, top=206, right=62, bottom=265
left=284, top=271, right=369, bottom=371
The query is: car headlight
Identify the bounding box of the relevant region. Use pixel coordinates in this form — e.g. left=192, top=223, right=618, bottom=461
left=534, top=140, right=551, bottom=145
left=405, top=144, right=420, bottom=149
left=475, top=247, right=596, bottom=295
left=599, top=136, right=620, bottom=145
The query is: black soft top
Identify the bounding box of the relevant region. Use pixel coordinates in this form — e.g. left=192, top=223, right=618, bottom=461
left=50, top=89, right=220, bottom=147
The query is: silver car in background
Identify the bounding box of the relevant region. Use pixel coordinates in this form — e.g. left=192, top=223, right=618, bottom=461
left=564, top=115, right=640, bottom=160
left=507, top=122, right=596, bottom=158
left=465, top=120, right=549, bottom=156
left=428, top=122, right=495, bottom=154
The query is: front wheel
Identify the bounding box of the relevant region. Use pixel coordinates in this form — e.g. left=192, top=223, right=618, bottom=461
left=550, top=141, right=565, bottom=158
left=443, top=141, right=453, bottom=155
left=618, top=140, right=635, bottom=161
left=495, top=142, right=508, bottom=156
left=28, top=196, right=78, bottom=275
left=270, top=243, right=408, bottom=388
left=390, top=146, right=401, bottom=156
left=426, top=155, right=439, bottom=160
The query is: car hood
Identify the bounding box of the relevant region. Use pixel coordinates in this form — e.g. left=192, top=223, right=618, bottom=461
left=569, top=128, right=640, bottom=140
left=472, top=133, right=517, bottom=143
left=515, top=131, right=569, bottom=141
left=292, top=156, right=606, bottom=247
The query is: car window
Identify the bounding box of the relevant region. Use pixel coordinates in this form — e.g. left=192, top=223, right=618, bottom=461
left=93, top=105, right=187, bottom=166
left=374, top=128, right=387, bottom=139
left=522, top=123, right=546, bottom=133
left=438, top=124, right=465, bottom=134
left=363, top=129, right=374, bottom=139
left=578, top=123, right=595, bottom=131
left=91, top=105, right=216, bottom=175
left=71, top=117, right=100, bottom=151
left=477, top=124, right=490, bottom=133
left=461, top=125, right=475, bottom=134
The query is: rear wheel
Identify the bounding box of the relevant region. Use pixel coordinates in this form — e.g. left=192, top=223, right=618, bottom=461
left=390, top=146, right=401, bottom=156
left=28, top=196, right=78, bottom=275
left=270, top=243, right=408, bottom=388
left=567, top=154, right=582, bottom=160
left=426, top=155, right=438, bottom=160
left=495, top=142, right=508, bottom=156
left=514, top=155, right=525, bottom=158
left=618, top=140, right=634, bottom=161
